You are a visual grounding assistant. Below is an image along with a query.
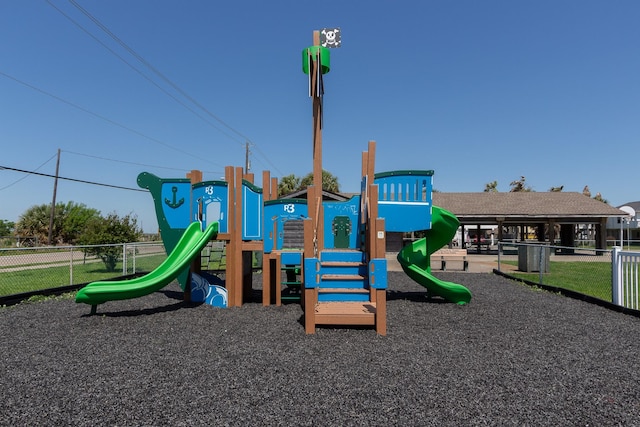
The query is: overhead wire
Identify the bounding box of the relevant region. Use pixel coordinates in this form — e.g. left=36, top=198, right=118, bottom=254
left=63, top=150, right=223, bottom=175
left=0, top=153, right=58, bottom=191
left=0, top=70, right=222, bottom=167
left=67, top=0, right=251, bottom=146
left=65, top=0, right=285, bottom=176
left=46, top=0, right=245, bottom=149
left=0, top=165, right=148, bottom=192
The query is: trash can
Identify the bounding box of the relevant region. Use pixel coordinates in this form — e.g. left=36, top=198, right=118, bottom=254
left=518, top=244, right=550, bottom=273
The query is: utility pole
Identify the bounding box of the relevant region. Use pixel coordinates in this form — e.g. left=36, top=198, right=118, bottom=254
left=245, top=141, right=251, bottom=173
left=48, top=149, right=61, bottom=245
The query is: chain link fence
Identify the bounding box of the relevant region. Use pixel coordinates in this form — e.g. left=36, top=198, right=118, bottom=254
left=3, top=237, right=633, bottom=310
left=496, top=242, right=614, bottom=303
left=0, top=242, right=167, bottom=299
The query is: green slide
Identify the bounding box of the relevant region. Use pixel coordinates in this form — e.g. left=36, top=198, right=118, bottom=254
left=76, top=221, right=218, bottom=311
left=397, top=206, right=472, bottom=305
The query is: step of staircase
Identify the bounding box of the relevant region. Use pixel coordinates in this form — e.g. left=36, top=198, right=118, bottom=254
left=318, top=287, right=370, bottom=302
left=313, top=301, right=377, bottom=326
left=306, top=249, right=371, bottom=302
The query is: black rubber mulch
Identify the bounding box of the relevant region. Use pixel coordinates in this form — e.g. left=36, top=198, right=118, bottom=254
left=1, top=272, right=639, bottom=426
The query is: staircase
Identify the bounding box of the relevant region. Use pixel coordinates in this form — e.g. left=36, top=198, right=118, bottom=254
left=304, top=250, right=387, bottom=334
left=279, top=251, right=303, bottom=303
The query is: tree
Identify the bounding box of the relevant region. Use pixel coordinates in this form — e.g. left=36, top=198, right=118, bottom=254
left=484, top=181, right=498, bottom=192
left=15, top=202, right=100, bottom=245
left=15, top=204, right=50, bottom=244
left=300, top=170, right=340, bottom=193
left=593, top=192, right=609, bottom=204
left=0, top=220, right=15, bottom=236
left=78, top=212, right=142, bottom=271
left=583, top=185, right=608, bottom=204
left=278, top=174, right=301, bottom=197
left=278, top=170, right=340, bottom=197
left=58, top=202, right=101, bottom=244
left=509, top=176, right=533, bottom=192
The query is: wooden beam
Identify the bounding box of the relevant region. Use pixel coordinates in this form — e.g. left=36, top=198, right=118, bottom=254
left=262, top=252, right=272, bottom=306
left=233, top=167, right=244, bottom=306
left=224, top=166, right=236, bottom=307
left=376, top=289, right=387, bottom=336
left=305, top=288, right=316, bottom=334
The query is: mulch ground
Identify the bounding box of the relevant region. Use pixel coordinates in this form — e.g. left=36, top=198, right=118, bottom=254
left=2, top=271, right=639, bottom=426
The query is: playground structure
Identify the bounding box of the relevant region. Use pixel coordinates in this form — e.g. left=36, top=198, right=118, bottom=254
left=75, top=30, right=471, bottom=334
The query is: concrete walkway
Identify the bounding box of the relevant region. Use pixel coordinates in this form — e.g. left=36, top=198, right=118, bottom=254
left=386, top=252, right=516, bottom=273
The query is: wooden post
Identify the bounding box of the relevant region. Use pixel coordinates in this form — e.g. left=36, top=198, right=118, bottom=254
left=270, top=177, right=278, bottom=200
left=309, top=30, right=324, bottom=253
left=262, top=252, right=272, bottom=306
left=234, top=167, right=244, bottom=307
left=262, top=170, right=272, bottom=201
left=224, top=166, right=236, bottom=307
left=366, top=141, right=376, bottom=183
left=376, top=289, right=387, bottom=336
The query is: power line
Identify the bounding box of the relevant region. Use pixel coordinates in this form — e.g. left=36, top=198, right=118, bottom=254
left=67, top=0, right=250, bottom=146
left=65, top=0, right=285, bottom=174
left=63, top=150, right=223, bottom=175
left=0, top=70, right=220, bottom=166
left=0, top=165, right=147, bottom=192
left=46, top=0, right=245, bottom=147
left=0, top=153, right=58, bottom=191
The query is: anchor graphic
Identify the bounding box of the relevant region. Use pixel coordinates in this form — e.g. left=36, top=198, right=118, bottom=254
left=164, top=186, right=185, bottom=209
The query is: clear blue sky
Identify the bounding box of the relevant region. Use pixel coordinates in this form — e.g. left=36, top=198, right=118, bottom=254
left=1, top=1, right=638, bottom=233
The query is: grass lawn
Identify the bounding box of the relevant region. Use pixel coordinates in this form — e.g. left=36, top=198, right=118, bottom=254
left=502, top=260, right=612, bottom=301
left=0, top=255, right=166, bottom=297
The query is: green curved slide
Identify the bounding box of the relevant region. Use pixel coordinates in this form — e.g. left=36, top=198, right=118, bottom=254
left=397, top=206, right=472, bottom=305
left=76, top=221, right=218, bottom=312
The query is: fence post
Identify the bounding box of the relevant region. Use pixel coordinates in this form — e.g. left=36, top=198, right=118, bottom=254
left=122, top=243, right=127, bottom=275
left=69, top=246, right=74, bottom=286
left=497, top=242, right=502, bottom=271
left=132, top=243, right=136, bottom=274
left=538, top=245, right=544, bottom=285
left=612, top=246, right=621, bottom=306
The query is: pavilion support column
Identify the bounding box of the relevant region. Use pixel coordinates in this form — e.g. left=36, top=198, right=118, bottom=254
left=496, top=220, right=504, bottom=243
left=595, top=218, right=606, bottom=251
left=548, top=220, right=556, bottom=244
left=461, top=225, right=466, bottom=248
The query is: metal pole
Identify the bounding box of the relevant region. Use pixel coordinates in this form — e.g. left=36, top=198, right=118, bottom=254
left=70, top=246, right=73, bottom=285
left=48, top=149, right=61, bottom=245
left=612, top=246, right=621, bottom=306
left=122, top=243, right=127, bottom=275
left=539, top=244, right=544, bottom=285
left=620, top=218, right=623, bottom=247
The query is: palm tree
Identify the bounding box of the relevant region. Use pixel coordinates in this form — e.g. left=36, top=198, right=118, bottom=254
left=484, top=181, right=498, bottom=192
left=509, top=176, right=532, bottom=192
left=300, top=170, right=340, bottom=193
left=278, top=170, right=341, bottom=197
left=278, top=174, right=300, bottom=197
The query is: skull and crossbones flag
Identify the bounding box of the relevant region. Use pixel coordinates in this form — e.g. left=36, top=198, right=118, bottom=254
left=320, top=28, right=341, bottom=48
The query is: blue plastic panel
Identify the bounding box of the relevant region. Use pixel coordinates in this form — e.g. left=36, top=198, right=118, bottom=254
left=242, top=183, right=263, bottom=240
left=374, top=171, right=433, bottom=232
left=322, top=196, right=361, bottom=249
left=160, top=181, right=192, bottom=229
left=192, top=181, right=228, bottom=233
left=263, top=199, right=308, bottom=253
